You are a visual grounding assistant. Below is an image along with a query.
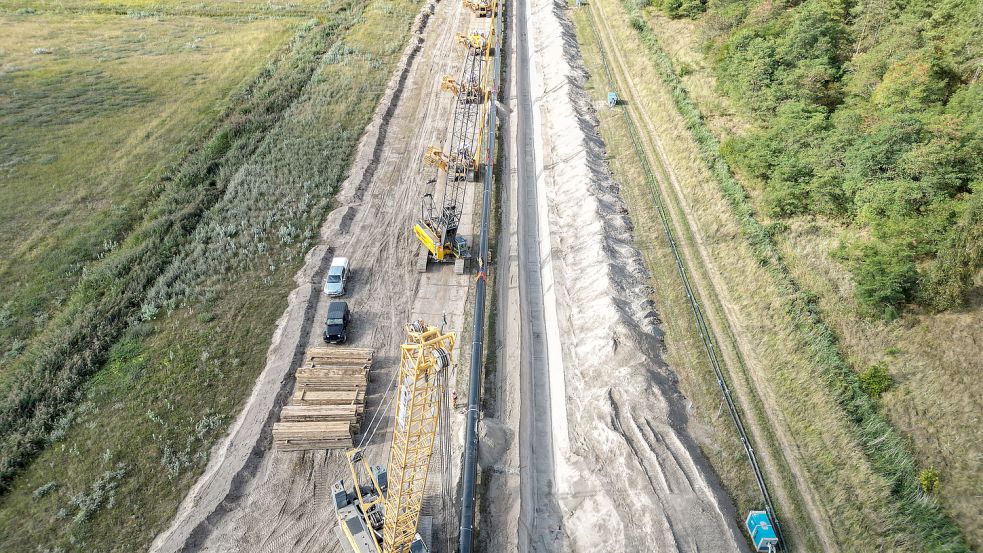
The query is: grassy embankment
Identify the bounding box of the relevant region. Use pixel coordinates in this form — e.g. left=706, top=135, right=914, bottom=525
left=643, top=8, right=983, bottom=550
left=576, top=0, right=972, bottom=550
left=0, top=0, right=418, bottom=550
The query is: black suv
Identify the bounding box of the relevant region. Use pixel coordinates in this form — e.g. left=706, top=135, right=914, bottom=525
left=323, top=301, right=351, bottom=344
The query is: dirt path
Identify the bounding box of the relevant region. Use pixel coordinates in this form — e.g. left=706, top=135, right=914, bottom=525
left=150, top=1, right=481, bottom=550
left=585, top=0, right=838, bottom=548
left=482, top=0, right=749, bottom=550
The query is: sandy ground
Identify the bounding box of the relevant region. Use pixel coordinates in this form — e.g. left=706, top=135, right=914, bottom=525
left=150, top=1, right=481, bottom=550
left=479, top=0, right=750, bottom=550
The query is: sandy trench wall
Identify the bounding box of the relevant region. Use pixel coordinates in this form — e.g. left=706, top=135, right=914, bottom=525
left=525, top=0, right=747, bottom=550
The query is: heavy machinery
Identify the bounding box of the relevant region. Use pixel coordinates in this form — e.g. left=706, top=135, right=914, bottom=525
left=463, top=0, right=491, bottom=17
left=414, top=26, right=492, bottom=273
left=334, top=321, right=456, bottom=553
left=440, top=75, right=483, bottom=104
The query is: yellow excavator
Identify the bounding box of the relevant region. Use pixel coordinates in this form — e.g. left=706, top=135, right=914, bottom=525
left=333, top=321, right=455, bottom=553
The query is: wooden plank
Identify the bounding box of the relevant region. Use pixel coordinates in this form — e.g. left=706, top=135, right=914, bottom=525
left=291, top=389, right=363, bottom=404
left=276, top=441, right=352, bottom=451
left=273, top=421, right=350, bottom=434
left=305, top=349, right=373, bottom=363
left=294, top=379, right=367, bottom=389
left=296, top=367, right=367, bottom=377
left=294, top=382, right=367, bottom=393
left=299, top=365, right=368, bottom=376
left=306, top=346, right=373, bottom=357
left=280, top=405, right=358, bottom=423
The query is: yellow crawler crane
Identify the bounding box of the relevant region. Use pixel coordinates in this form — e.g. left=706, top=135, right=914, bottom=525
left=333, top=321, right=456, bottom=553
left=456, top=31, right=487, bottom=51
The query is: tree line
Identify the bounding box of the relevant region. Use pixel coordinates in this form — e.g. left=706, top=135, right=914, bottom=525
left=650, top=0, right=982, bottom=318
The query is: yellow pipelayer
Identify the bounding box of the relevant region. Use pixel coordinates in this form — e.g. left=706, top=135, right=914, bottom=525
left=414, top=1, right=498, bottom=266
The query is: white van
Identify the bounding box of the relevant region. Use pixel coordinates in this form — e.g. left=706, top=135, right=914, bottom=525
left=323, top=257, right=350, bottom=297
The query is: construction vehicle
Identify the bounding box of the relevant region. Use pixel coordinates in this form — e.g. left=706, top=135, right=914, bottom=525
left=745, top=511, right=780, bottom=552
left=463, top=0, right=491, bottom=17
left=334, top=321, right=456, bottom=553
left=414, top=22, right=493, bottom=273
left=440, top=75, right=484, bottom=104
left=456, top=31, right=487, bottom=51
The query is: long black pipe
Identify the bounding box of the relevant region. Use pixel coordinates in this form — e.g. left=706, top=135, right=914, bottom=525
left=458, top=1, right=503, bottom=550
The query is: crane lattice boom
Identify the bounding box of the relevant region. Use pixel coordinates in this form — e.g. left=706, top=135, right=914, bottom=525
left=382, top=321, right=455, bottom=553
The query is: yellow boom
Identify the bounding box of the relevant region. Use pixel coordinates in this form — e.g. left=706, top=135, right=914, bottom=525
left=383, top=321, right=455, bottom=553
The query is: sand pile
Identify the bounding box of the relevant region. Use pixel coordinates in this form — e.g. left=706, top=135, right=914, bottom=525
left=522, top=0, right=747, bottom=549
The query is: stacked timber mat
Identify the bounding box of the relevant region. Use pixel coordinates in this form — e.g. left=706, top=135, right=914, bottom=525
left=273, top=347, right=372, bottom=451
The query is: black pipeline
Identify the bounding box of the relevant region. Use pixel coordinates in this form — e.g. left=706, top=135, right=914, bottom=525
left=458, top=0, right=504, bottom=550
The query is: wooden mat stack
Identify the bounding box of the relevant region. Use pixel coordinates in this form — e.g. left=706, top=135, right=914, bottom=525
left=273, top=347, right=372, bottom=451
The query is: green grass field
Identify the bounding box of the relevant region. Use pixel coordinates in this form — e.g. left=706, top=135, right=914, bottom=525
left=0, top=0, right=417, bottom=549
left=0, top=0, right=329, bottom=17
left=0, top=14, right=292, bottom=379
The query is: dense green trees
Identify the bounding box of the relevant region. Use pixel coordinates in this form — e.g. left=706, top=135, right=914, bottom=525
left=655, top=0, right=983, bottom=317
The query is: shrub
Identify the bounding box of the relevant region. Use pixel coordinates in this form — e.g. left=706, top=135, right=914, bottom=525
left=920, top=467, right=941, bottom=495
left=859, top=363, right=892, bottom=399
left=850, top=241, right=917, bottom=320
left=650, top=0, right=706, bottom=18
left=32, top=481, right=57, bottom=500
left=919, top=185, right=983, bottom=310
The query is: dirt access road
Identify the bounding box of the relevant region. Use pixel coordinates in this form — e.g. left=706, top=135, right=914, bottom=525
left=150, top=0, right=482, bottom=550
left=479, top=0, right=749, bottom=551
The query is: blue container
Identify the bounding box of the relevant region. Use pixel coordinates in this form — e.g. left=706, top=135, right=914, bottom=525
left=745, top=511, right=778, bottom=552
left=607, top=91, right=618, bottom=107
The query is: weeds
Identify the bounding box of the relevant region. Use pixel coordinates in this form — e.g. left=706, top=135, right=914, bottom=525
left=69, top=463, right=126, bottom=524
left=32, top=481, right=57, bottom=500
left=859, top=363, right=892, bottom=400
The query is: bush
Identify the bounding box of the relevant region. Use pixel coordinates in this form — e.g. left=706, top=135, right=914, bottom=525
left=32, top=481, right=57, bottom=500
left=919, top=185, right=983, bottom=310
left=859, top=363, right=892, bottom=399
left=920, top=467, right=941, bottom=495
left=650, top=0, right=706, bottom=18
left=850, top=241, right=917, bottom=320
